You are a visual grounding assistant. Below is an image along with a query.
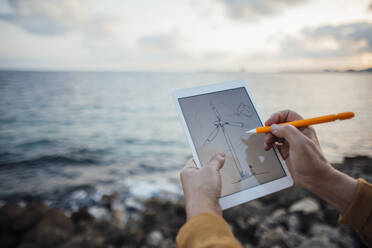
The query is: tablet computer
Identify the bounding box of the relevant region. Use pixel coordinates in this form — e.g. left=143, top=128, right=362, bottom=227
left=173, top=80, right=293, bottom=209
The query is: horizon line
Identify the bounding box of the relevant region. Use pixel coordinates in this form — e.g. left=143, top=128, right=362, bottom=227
left=0, top=67, right=371, bottom=74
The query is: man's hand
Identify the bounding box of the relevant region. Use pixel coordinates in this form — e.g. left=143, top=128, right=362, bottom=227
left=264, top=110, right=357, bottom=213
left=180, top=152, right=225, bottom=220
left=263, top=110, right=333, bottom=189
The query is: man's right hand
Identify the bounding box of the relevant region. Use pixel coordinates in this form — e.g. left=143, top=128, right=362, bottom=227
left=263, top=110, right=357, bottom=213
left=263, top=110, right=334, bottom=189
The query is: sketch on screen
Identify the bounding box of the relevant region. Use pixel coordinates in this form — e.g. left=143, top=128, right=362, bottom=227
left=228, top=103, right=254, bottom=119
left=203, top=101, right=268, bottom=183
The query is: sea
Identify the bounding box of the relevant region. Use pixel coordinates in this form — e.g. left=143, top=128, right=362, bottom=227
left=0, top=71, right=371, bottom=209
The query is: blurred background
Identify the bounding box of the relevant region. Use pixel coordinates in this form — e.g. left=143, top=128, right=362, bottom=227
left=0, top=1, right=371, bottom=247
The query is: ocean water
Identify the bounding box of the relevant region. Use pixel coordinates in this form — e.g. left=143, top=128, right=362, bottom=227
left=0, top=71, right=371, bottom=205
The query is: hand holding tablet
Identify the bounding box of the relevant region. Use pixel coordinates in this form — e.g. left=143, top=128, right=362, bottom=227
left=173, top=80, right=293, bottom=209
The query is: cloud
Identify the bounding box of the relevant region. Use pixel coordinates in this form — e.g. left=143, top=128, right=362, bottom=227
left=136, top=31, right=191, bottom=61
left=217, top=0, right=309, bottom=21
left=278, top=22, right=372, bottom=58
left=0, top=0, right=120, bottom=37
left=138, top=33, right=179, bottom=51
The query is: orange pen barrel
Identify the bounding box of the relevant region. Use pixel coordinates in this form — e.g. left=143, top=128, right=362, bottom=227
left=255, top=112, right=355, bottom=134
left=337, top=112, right=355, bottom=120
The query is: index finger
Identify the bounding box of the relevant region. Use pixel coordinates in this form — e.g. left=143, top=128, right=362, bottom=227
left=265, top=109, right=303, bottom=126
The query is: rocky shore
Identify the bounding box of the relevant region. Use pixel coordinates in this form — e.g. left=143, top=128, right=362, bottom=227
left=1, top=156, right=371, bottom=248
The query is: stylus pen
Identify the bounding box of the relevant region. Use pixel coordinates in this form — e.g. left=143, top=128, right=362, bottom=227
left=245, top=112, right=355, bottom=134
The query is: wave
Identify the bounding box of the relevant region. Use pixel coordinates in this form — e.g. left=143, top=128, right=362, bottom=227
left=14, top=139, right=56, bottom=149
left=120, top=138, right=183, bottom=147
left=0, top=148, right=106, bottom=168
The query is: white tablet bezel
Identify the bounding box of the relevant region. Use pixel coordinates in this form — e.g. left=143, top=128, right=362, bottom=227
left=173, top=80, right=293, bottom=210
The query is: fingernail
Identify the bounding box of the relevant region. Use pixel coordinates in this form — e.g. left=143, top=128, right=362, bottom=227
left=271, top=124, right=279, bottom=133
left=216, top=151, right=225, bottom=158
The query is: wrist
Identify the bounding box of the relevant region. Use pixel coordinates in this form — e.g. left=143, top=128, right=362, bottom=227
left=185, top=195, right=221, bottom=220
left=302, top=162, right=336, bottom=191
left=304, top=166, right=358, bottom=213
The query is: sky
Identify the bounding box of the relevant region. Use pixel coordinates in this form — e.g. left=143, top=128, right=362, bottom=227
left=0, top=0, right=371, bottom=72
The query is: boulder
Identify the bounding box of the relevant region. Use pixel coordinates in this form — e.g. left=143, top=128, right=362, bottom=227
left=309, top=223, right=337, bottom=237
left=146, top=230, right=164, bottom=247
left=310, top=224, right=355, bottom=247
left=0, top=202, right=25, bottom=232
left=298, top=236, right=337, bottom=248
left=258, top=226, right=288, bottom=248
left=289, top=198, right=320, bottom=214
left=271, top=208, right=286, bottom=219
left=158, top=238, right=177, bottom=248
left=111, top=201, right=127, bottom=228
left=100, top=193, right=120, bottom=210
left=87, top=206, right=110, bottom=221
left=287, top=231, right=306, bottom=247
left=287, top=214, right=301, bottom=232
left=0, top=232, right=17, bottom=248
left=17, top=243, right=40, bottom=248
left=71, top=207, right=96, bottom=233
left=264, top=208, right=286, bottom=227
left=13, top=200, right=49, bottom=232
left=22, top=208, right=74, bottom=248
left=60, top=233, right=105, bottom=248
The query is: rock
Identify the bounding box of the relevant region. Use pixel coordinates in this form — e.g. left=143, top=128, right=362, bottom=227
left=243, top=244, right=254, bottom=248
left=158, top=238, right=177, bottom=248
left=0, top=202, right=25, bottom=232
left=289, top=198, right=320, bottom=214
left=88, top=206, right=110, bottom=221
left=141, top=198, right=185, bottom=238
left=13, top=200, right=49, bottom=232
left=309, top=223, right=337, bottom=237
left=71, top=207, right=96, bottom=233
left=287, top=214, right=301, bottom=232
left=258, top=226, right=288, bottom=248
left=247, top=200, right=264, bottom=209
left=17, top=243, right=40, bottom=248
left=100, top=193, right=120, bottom=209
left=287, top=231, right=306, bottom=247
left=72, top=207, right=95, bottom=223
left=60, top=233, right=105, bottom=248
left=247, top=217, right=259, bottom=226
left=111, top=201, right=127, bottom=228
left=309, top=224, right=356, bottom=247
left=271, top=208, right=286, bottom=219
left=298, top=236, right=337, bottom=248
left=146, top=230, right=164, bottom=247
left=39, top=208, right=74, bottom=233
left=0, top=232, right=17, bottom=248
left=322, top=205, right=339, bottom=226
left=22, top=208, right=74, bottom=248
left=27, top=226, right=71, bottom=248
left=264, top=208, right=286, bottom=227
left=236, top=217, right=248, bottom=230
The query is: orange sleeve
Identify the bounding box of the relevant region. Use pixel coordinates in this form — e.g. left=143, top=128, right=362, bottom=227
left=339, top=178, right=372, bottom=246
left=176, top=212, right=243, bottom=248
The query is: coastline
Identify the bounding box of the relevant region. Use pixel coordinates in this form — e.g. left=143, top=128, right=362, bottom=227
left=1, top=155, right=371, bottom=248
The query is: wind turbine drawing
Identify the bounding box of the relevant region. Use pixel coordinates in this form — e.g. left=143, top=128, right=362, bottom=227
left=203, top=101, right=251, bottom=181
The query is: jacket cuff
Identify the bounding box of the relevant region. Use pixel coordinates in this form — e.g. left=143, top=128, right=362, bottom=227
left=339, top=178, right=372, bottom=231
left=176, top=212, right=241, bottom=248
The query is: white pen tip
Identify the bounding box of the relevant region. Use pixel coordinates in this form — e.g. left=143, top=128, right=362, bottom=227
left=245, top=129, right=256, bottom=134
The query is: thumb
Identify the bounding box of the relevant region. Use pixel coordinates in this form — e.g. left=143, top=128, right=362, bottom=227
left=270, top=124, right=304, bottom=145
left=207, top=151, right=225, bottom=171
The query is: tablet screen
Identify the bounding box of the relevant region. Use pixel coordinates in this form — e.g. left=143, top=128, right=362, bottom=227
left=178, top=87, right=286, bottom=197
